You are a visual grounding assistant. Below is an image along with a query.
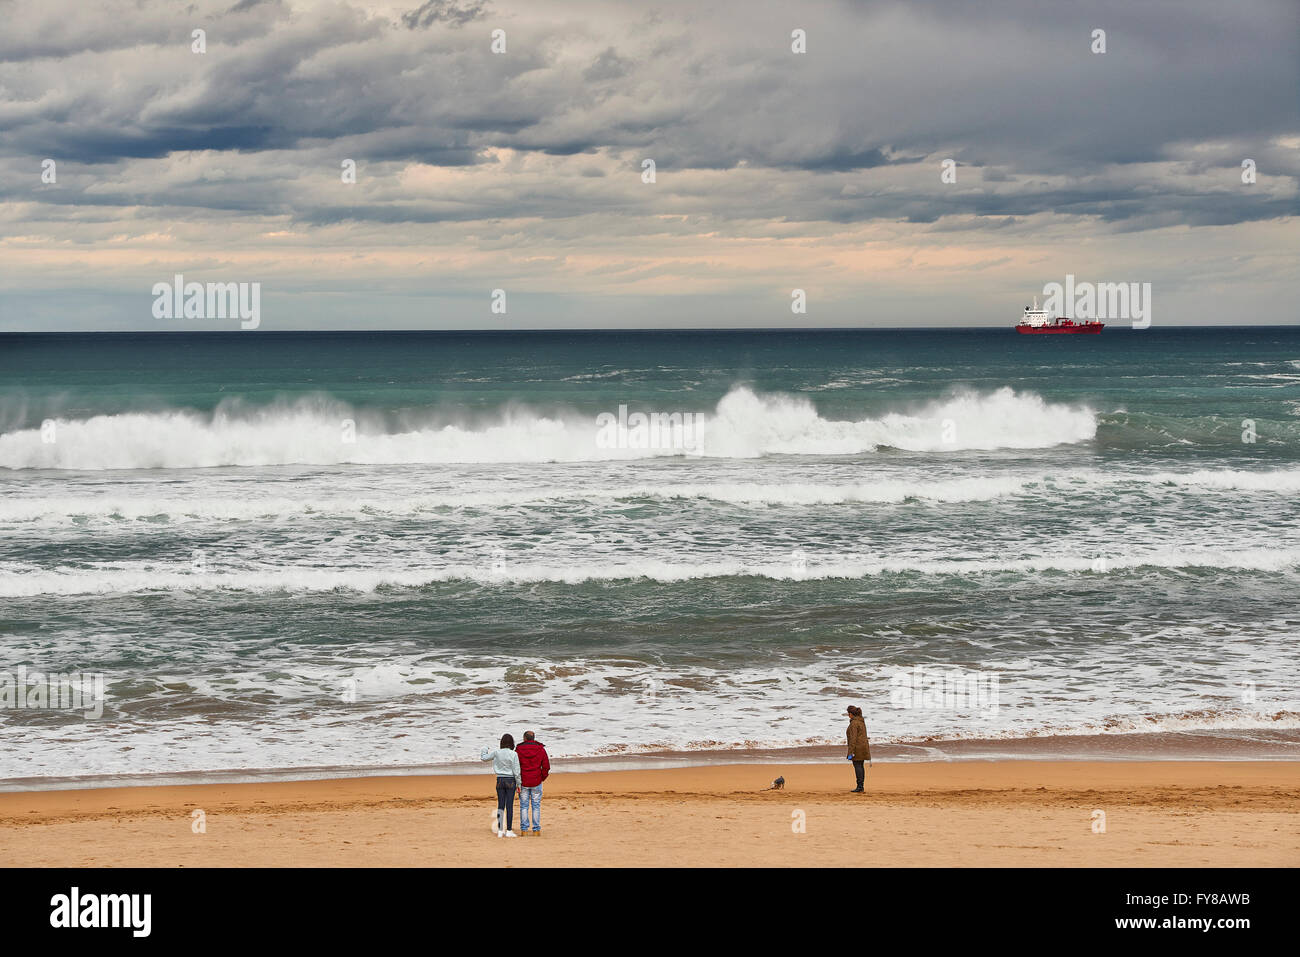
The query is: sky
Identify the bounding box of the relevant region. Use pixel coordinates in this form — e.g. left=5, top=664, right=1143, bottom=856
left=0, top=0, right=1297, bottom=330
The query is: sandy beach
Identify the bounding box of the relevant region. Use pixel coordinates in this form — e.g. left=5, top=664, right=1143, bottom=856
left=2, top=760, right=1296, bottom=868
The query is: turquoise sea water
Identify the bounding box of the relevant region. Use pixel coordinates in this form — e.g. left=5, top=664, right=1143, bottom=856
left=1, top=327, right=1298, bottom=782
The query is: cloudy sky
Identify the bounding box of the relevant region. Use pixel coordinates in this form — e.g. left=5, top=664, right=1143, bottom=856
left=1, top=0, right=1297, bottom=330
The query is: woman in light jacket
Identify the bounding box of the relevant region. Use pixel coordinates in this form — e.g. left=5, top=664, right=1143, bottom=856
left=845, top=705, right=870, bottom=793
left=481, top=733, right=523, bottom=836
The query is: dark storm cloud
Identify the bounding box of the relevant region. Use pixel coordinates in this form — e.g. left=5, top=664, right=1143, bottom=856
left=0, top=0, right=1296, bottom=230
left=0, top=0, right=290, bottom=60
left=402, top=0, right=490, bottom=29
left=38, top=125, right=283, bottom=161
left=583, top=46, right=631, bottom=82
left=400, top=0, right=488, bottom=29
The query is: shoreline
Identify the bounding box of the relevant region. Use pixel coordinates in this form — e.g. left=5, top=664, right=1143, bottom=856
left=5, top=728, right=1297, bottom=794
left=2, top=759, right=1295, bottom=867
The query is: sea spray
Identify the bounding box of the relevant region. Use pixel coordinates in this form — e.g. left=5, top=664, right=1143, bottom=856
left=0, top=386, right=1096, bottom=470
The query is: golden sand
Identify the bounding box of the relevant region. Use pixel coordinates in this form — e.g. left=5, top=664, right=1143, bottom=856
left=1, top=761, right=1295, bottom=867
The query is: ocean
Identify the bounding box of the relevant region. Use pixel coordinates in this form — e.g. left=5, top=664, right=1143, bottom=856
left=1, top=327, right=1298, bottom=785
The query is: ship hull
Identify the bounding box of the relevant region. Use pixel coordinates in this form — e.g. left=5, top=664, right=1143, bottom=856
left=1015, top=323, right=1104, bottom=334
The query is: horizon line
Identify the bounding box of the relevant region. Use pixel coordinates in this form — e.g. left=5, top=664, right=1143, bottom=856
left=2, top=324, right=1296, bottom=335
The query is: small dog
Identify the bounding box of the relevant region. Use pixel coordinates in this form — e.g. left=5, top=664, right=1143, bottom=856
left=765, top=776, right=785, bottom=791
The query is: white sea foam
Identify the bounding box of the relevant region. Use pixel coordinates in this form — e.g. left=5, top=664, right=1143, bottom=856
left=0, top=386, right=1096, bottom=470
left=1149, top=468, right=1300, bottom=492
left=2, top=650, right=1295, bottom=781
left=3, top=467, right=1296, bottom=525
left=0, top=477, right=1037, bottom=523
left=3, top=547, right=1295, bottom=597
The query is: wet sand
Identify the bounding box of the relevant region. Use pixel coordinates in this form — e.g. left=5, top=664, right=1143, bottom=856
left=1, top=760, right=1296, bottom=867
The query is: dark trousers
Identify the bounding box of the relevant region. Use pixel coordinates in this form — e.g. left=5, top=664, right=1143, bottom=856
left=496, top=777, right=516, bottom=831
left=853, top=760, right=865, bottom=789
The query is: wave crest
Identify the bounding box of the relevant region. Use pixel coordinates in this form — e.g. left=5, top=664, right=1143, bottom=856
left=0, top=386, right=1096, bottom=470
left=2, top=547, right=1295, bottom=597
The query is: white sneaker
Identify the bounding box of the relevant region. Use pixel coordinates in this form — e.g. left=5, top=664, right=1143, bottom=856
left=504, top=831, right=518, bottom=838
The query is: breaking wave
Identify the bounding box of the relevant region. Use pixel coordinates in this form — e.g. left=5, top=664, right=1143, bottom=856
left=0, top=386, right=1096, bottom=470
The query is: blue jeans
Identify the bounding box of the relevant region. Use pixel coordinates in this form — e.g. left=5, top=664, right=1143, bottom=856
left=519, top=784, right=543, bottom=832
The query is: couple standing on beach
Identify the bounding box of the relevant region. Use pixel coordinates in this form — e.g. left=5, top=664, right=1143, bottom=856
left=481, top=730, right=550, bottom=837
left=481, top=711, right=864, bottom=836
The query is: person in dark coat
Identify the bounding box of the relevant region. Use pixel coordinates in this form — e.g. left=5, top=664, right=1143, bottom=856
left=844, top=705, right=870, bottom=793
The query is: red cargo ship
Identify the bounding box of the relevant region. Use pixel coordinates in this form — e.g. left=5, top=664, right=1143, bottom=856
left=1015, top=297, right=1104, bottom=334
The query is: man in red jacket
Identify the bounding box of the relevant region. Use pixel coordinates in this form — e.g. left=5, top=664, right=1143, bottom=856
left=515, top=730, right=550, bottom=834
